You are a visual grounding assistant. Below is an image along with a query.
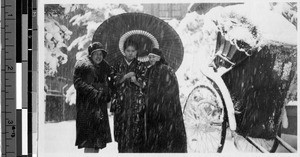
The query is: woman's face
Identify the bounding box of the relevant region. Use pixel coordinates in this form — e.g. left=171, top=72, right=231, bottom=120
left=124, top=45, right=137, bottom=62
left=148, top=54, right=161, bottom=66
left=91, top=50, right=104, bottom=64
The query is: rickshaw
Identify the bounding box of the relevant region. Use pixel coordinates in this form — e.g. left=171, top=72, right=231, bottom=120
left=92, top=10, right=297, bottom=153
left=183, top=9, right=297, bottom=152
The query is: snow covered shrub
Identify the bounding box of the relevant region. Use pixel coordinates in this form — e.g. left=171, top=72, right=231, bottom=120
left=44, top=17, right=72, bottom=76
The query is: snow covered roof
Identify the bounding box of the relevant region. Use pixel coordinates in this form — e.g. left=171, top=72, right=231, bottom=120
left=205, top=3, right=297, bottom=50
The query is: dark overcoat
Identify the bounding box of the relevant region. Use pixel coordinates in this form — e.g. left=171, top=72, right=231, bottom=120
left=73, top=56, right=112, bottom=149
left=144, top=62, right=187, bottom=153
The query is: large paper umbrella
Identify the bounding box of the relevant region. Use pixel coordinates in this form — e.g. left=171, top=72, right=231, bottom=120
left=92, top=12, right=184, bottom=72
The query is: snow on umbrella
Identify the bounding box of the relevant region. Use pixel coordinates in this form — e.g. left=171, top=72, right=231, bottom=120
left=92, top=12, right=184, bottom=72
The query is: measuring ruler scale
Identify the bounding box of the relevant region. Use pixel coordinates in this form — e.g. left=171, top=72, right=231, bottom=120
left=1, top=0, right=36, bottom=156
left=1, top=0, right=17, bottom=156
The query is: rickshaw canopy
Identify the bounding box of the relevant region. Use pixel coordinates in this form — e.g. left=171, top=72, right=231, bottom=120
left=205, top=3, right=297, bottom=51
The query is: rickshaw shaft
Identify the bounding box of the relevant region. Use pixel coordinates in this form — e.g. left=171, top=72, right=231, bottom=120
left=276, top=136, right=297, bottom=153
left=245, top=137, right=269, bottom=153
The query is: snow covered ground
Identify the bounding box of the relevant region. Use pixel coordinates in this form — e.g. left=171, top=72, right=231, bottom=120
left=40, top=118, right=110, bottom=156
left=39, top=116, right=236, bottom=157
left=38, top=2, right=298, bottom=157
left=40, top=115, right=118, bottom=157
left=36, top=114, right=297, bottom=157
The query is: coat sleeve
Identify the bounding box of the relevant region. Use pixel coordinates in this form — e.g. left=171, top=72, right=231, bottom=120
left=111, top=62, right=125, bottom=86
left=160, top=66, right=187, bottom=149
left=104, top=64, right=115, bottom=103
left=73, top=64, right=102, bottom=104
left=110, top=62, right=121, bottom=112
left=135, top=62, right=148, bottom=88
left=159, top=66, right=179, bottom=99
left=107, top=65, right=116, bottom=93
left=142, top=66, right=151, bottom=94
left=157, top=66, right=183, bottom=120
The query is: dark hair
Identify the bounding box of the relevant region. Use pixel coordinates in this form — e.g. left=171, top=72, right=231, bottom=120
left=156, top=56, right=168, bottom=66
left=123, top=39, right=138, bottom=51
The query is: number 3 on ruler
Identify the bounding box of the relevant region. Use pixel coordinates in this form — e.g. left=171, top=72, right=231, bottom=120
left=8, top=120, right=14, bottom=124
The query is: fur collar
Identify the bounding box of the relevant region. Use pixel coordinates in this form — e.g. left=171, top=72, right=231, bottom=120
left=75, top=56, right=110, bottom=69
left=74, top=56, right=93, bottom=69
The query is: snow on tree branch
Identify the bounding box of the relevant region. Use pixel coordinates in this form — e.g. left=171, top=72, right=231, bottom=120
left=44, top=17, right=72, bottom=76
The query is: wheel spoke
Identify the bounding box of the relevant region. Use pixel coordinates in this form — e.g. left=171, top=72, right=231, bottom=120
left=184, top=84, right=226, bottom=153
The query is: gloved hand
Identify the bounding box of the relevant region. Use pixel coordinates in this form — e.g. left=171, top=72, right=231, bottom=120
left=95, top=109, right=104, bottom=120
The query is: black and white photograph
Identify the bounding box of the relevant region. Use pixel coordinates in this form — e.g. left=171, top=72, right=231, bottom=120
left=37, top=0, right=298, bottom=156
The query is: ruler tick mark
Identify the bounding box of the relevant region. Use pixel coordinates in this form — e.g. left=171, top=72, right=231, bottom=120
left=5, top=125, right=16, bottom=126
left=3, top=1, right=21, bottom=154
left=4, top=18, right=16, bottom=20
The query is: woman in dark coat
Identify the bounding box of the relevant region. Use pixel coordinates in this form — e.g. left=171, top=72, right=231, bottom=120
left=144, top=48, right=187, bottom=153
left=110, top=40, right=147, bottom=152
left=74, top=42, right=112, bottom=153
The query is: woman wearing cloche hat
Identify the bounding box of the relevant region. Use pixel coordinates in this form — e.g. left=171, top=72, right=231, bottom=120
left=73, top=42, right=113, bottom=153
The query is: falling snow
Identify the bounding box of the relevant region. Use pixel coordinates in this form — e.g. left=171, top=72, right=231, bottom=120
left=42, top=2, right=297, bottom=155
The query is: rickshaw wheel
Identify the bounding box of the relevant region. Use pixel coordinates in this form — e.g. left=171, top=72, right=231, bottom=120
left=233, top=125, right=281, bottom=152
left=183, top=83, right=227, bottom=153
